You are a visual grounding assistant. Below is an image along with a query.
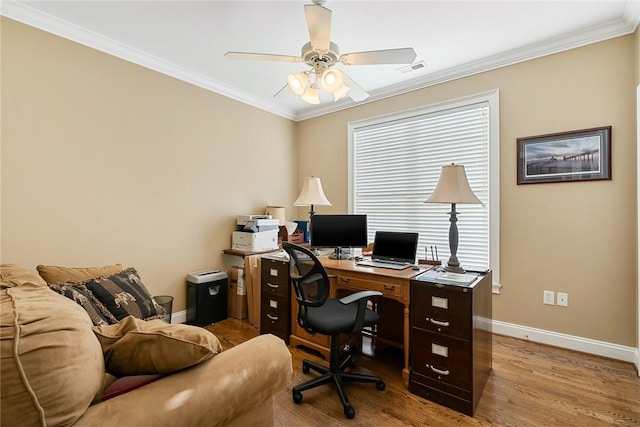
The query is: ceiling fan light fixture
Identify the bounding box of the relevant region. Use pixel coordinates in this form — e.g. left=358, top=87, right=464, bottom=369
left=333, top=84, right=351, bottom=102
left=320, top=69, right=344, bottom=93
left=301, top=83, right=320, bottom=104
left=287, top=72, right=308, bottom=95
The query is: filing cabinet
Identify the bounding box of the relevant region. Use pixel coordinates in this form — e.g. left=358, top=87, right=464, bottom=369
left=260, top=257, right=291, bottom=343
left=409, top=271, right=492, bottom=416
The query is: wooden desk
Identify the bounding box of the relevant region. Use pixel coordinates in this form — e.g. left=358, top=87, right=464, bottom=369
left=288, top=256, right=430, bottom=384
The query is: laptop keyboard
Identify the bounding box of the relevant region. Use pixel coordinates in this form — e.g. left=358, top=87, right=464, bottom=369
left=356, top=259, right=411, bottom=270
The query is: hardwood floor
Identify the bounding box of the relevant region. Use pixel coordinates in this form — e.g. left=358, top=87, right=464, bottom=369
left=205, top=319, right=640, bottom=426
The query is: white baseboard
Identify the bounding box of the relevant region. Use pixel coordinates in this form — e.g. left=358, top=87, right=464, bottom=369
left=492, top=320, right=638, bottom=365
left=170, top=309, right=187, bottom=325
left=634, top=348, right=640, bottom=377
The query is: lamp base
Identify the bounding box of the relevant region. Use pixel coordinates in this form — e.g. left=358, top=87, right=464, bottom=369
left=444, top=264, right=465, bottom=274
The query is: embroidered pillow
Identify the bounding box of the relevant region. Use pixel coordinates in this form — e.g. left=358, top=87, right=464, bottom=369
left=48, top=282, right=118, bottom=326
left=84, top=268, right=164, bottom=321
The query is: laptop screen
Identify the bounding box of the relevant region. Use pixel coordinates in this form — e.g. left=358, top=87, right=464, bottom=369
left=372, top=231, right=419, bottom=263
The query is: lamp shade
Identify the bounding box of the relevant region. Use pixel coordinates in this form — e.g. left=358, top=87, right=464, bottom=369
left=300, top=83, right=320, bottom=105
left=265, top=206, right=286, bottom=226
left=287, top=72, right=308, bottom=96
left=294, top=176, right=332, bottom=206
left=321, top=69, right=345, bottom=93
left=425, top=163, right=482, bottom=204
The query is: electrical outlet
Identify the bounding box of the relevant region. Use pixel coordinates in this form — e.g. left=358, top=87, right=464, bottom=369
left=543, top=290, right=555, bottom=305
left=557, top=292, right=568, bottom=307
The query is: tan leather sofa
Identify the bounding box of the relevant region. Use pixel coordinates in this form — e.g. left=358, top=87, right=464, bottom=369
left=0, top=264, right=293, bottom=427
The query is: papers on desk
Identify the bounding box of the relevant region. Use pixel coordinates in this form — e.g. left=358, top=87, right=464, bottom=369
left=416, top=270, right=479, bottom=287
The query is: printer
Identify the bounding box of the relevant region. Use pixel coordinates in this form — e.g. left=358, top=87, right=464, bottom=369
left=232, top=214, right=280, bottom=251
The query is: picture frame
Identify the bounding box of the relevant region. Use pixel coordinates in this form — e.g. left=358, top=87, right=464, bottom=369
left=517, top=126, right=611, bottom=185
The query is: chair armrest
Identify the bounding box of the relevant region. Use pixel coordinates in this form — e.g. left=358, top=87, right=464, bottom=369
left=75, top=334, right=292, bottom=427
left=339, top=290, right=382, bottom=305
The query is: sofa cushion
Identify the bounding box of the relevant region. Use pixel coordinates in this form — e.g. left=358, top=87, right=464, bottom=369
left=37, top=263, right=123, bottom=284
left=84, top=268, right=164, bottom=321
left=93, top=316, right=222, bottom=376
left=0, top=264, right=47, bottom=287
left=0, top=284, right=105, bottom=427
left=48, top=281, right=118, bottom=326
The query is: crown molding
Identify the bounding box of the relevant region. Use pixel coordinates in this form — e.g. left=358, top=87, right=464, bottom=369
left=0, top=0, right=298, bottom=120
left=296, top=12, right=639, bottom=121
left=3, top=0, right=638, bottom=123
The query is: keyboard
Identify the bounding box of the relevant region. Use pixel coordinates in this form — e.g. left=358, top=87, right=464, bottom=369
left=356, top=259, right=411, bottom=270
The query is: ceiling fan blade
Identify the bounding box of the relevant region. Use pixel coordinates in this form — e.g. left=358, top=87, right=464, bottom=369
left=340, top=48, right=417, bottom=66
left=225, top=51, right=302, bottom=63
left=342, top=71, right=369, bottom=102
left=305, top=4, right=331, bottom=52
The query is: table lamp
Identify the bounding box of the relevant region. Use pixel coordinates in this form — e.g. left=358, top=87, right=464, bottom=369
left=293, top=176, right=332, bottom=245
left=425, top=163, right=481, bottom=273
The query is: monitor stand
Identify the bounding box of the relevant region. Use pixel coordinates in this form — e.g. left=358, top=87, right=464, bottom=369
left=328, top=247, right=350, bottom=260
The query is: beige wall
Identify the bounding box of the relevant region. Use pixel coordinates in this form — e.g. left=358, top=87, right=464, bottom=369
left=298, top=35, right=637, bottom=347
left=1, top=18, right=298, bottom=311
left=2, top=18, right=637, bottom=348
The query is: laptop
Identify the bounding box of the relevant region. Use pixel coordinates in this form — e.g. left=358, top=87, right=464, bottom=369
left=356, top=231, right=419, bottom=270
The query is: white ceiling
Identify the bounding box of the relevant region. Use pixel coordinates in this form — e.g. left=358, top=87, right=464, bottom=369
left=3, top=1, right=639, bottom=121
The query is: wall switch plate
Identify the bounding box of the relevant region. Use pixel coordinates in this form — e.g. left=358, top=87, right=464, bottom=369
left=543, top=290, right=555, bottom=305
left=557, top=292, right=568, bottom=307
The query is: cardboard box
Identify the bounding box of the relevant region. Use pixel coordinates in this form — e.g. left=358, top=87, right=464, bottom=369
left=228, top=266, right=248, bottom=320
left=232, top=229, right=279, bottom=251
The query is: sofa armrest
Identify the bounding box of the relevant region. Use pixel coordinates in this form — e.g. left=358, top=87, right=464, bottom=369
left=74, top=334, right=292, bottom=427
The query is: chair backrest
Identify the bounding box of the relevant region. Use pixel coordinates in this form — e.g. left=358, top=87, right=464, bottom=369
left=282, top=243, right=331, bottom=334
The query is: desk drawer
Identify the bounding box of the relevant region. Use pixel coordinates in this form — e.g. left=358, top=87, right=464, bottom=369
left=409, top=379, right=473, bottom=416
left=411, top=282, right=470, bottom=339
left=411, top=329, right=471, bottom=391
left=261, top=259, right=289, bottom=298
left=260, top=294, right=290, bottom=341
left=336, top=275, right=403, bottom=298
left=261, top=260, right=289, bottom=293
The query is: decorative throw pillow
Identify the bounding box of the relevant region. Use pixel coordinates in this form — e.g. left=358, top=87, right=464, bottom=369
left=84, top=268, right=164, bottom=321
left=92, top=316, right=222, bottom=376
left=37, top=263, right=123, bottom=285
left=48, top=282, right=118, bottom=326
left=1, top=284, right=105, bottom=426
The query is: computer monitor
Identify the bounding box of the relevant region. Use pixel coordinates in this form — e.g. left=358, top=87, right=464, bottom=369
left=310, top=214, right=368, bottom=259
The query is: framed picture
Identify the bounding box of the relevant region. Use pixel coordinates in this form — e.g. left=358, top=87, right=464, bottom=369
left=517, top=126, right=611, bottom=185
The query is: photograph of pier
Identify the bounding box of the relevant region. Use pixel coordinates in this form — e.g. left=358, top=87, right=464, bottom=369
left=517, top=126, right=611, bottom=184
left=524, top=136, right=601, bottom=178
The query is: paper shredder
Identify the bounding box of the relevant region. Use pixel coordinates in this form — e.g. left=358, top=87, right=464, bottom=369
left=186, top=269, right=228, bottom=326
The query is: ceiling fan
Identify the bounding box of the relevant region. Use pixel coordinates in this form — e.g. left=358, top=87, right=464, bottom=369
left=224, top=0, right=417, bottom=105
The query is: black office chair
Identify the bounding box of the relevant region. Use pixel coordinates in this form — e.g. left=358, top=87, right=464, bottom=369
left=282, top=242, right=385, bottom=419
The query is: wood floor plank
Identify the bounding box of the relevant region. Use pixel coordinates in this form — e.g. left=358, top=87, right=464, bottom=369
left=205, top=319, right=640, bottom=426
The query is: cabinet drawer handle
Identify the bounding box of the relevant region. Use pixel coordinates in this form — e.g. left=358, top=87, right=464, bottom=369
left=340, top=278, right=350, bottom=285
left=383, top=285, right=395, bottom=292
left=267, top=283, right=279, bottom=289
left=428, top=365, right=450, bottom=376
left=428, top=318, right=450, bottom=327
left=267, top=314, right=279, bottom=321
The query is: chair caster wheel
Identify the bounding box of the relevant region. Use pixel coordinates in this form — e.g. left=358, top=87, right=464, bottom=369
left=302, top=364, right=310, bottom=374
left=292, top=390, right=303, bottom=404
left=376, top=380, right=386, bottom=391
left=344, top=404, right=355, bottom=419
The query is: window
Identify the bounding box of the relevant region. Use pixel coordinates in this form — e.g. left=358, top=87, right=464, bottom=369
left=348, top=91, right=500, bottom=287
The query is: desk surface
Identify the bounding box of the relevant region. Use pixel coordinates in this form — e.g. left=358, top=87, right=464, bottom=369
left=319, top=256, right=431, bottom=278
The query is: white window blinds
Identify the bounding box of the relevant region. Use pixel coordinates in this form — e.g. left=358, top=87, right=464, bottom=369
left=350, top=99, right=492, bottom=272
